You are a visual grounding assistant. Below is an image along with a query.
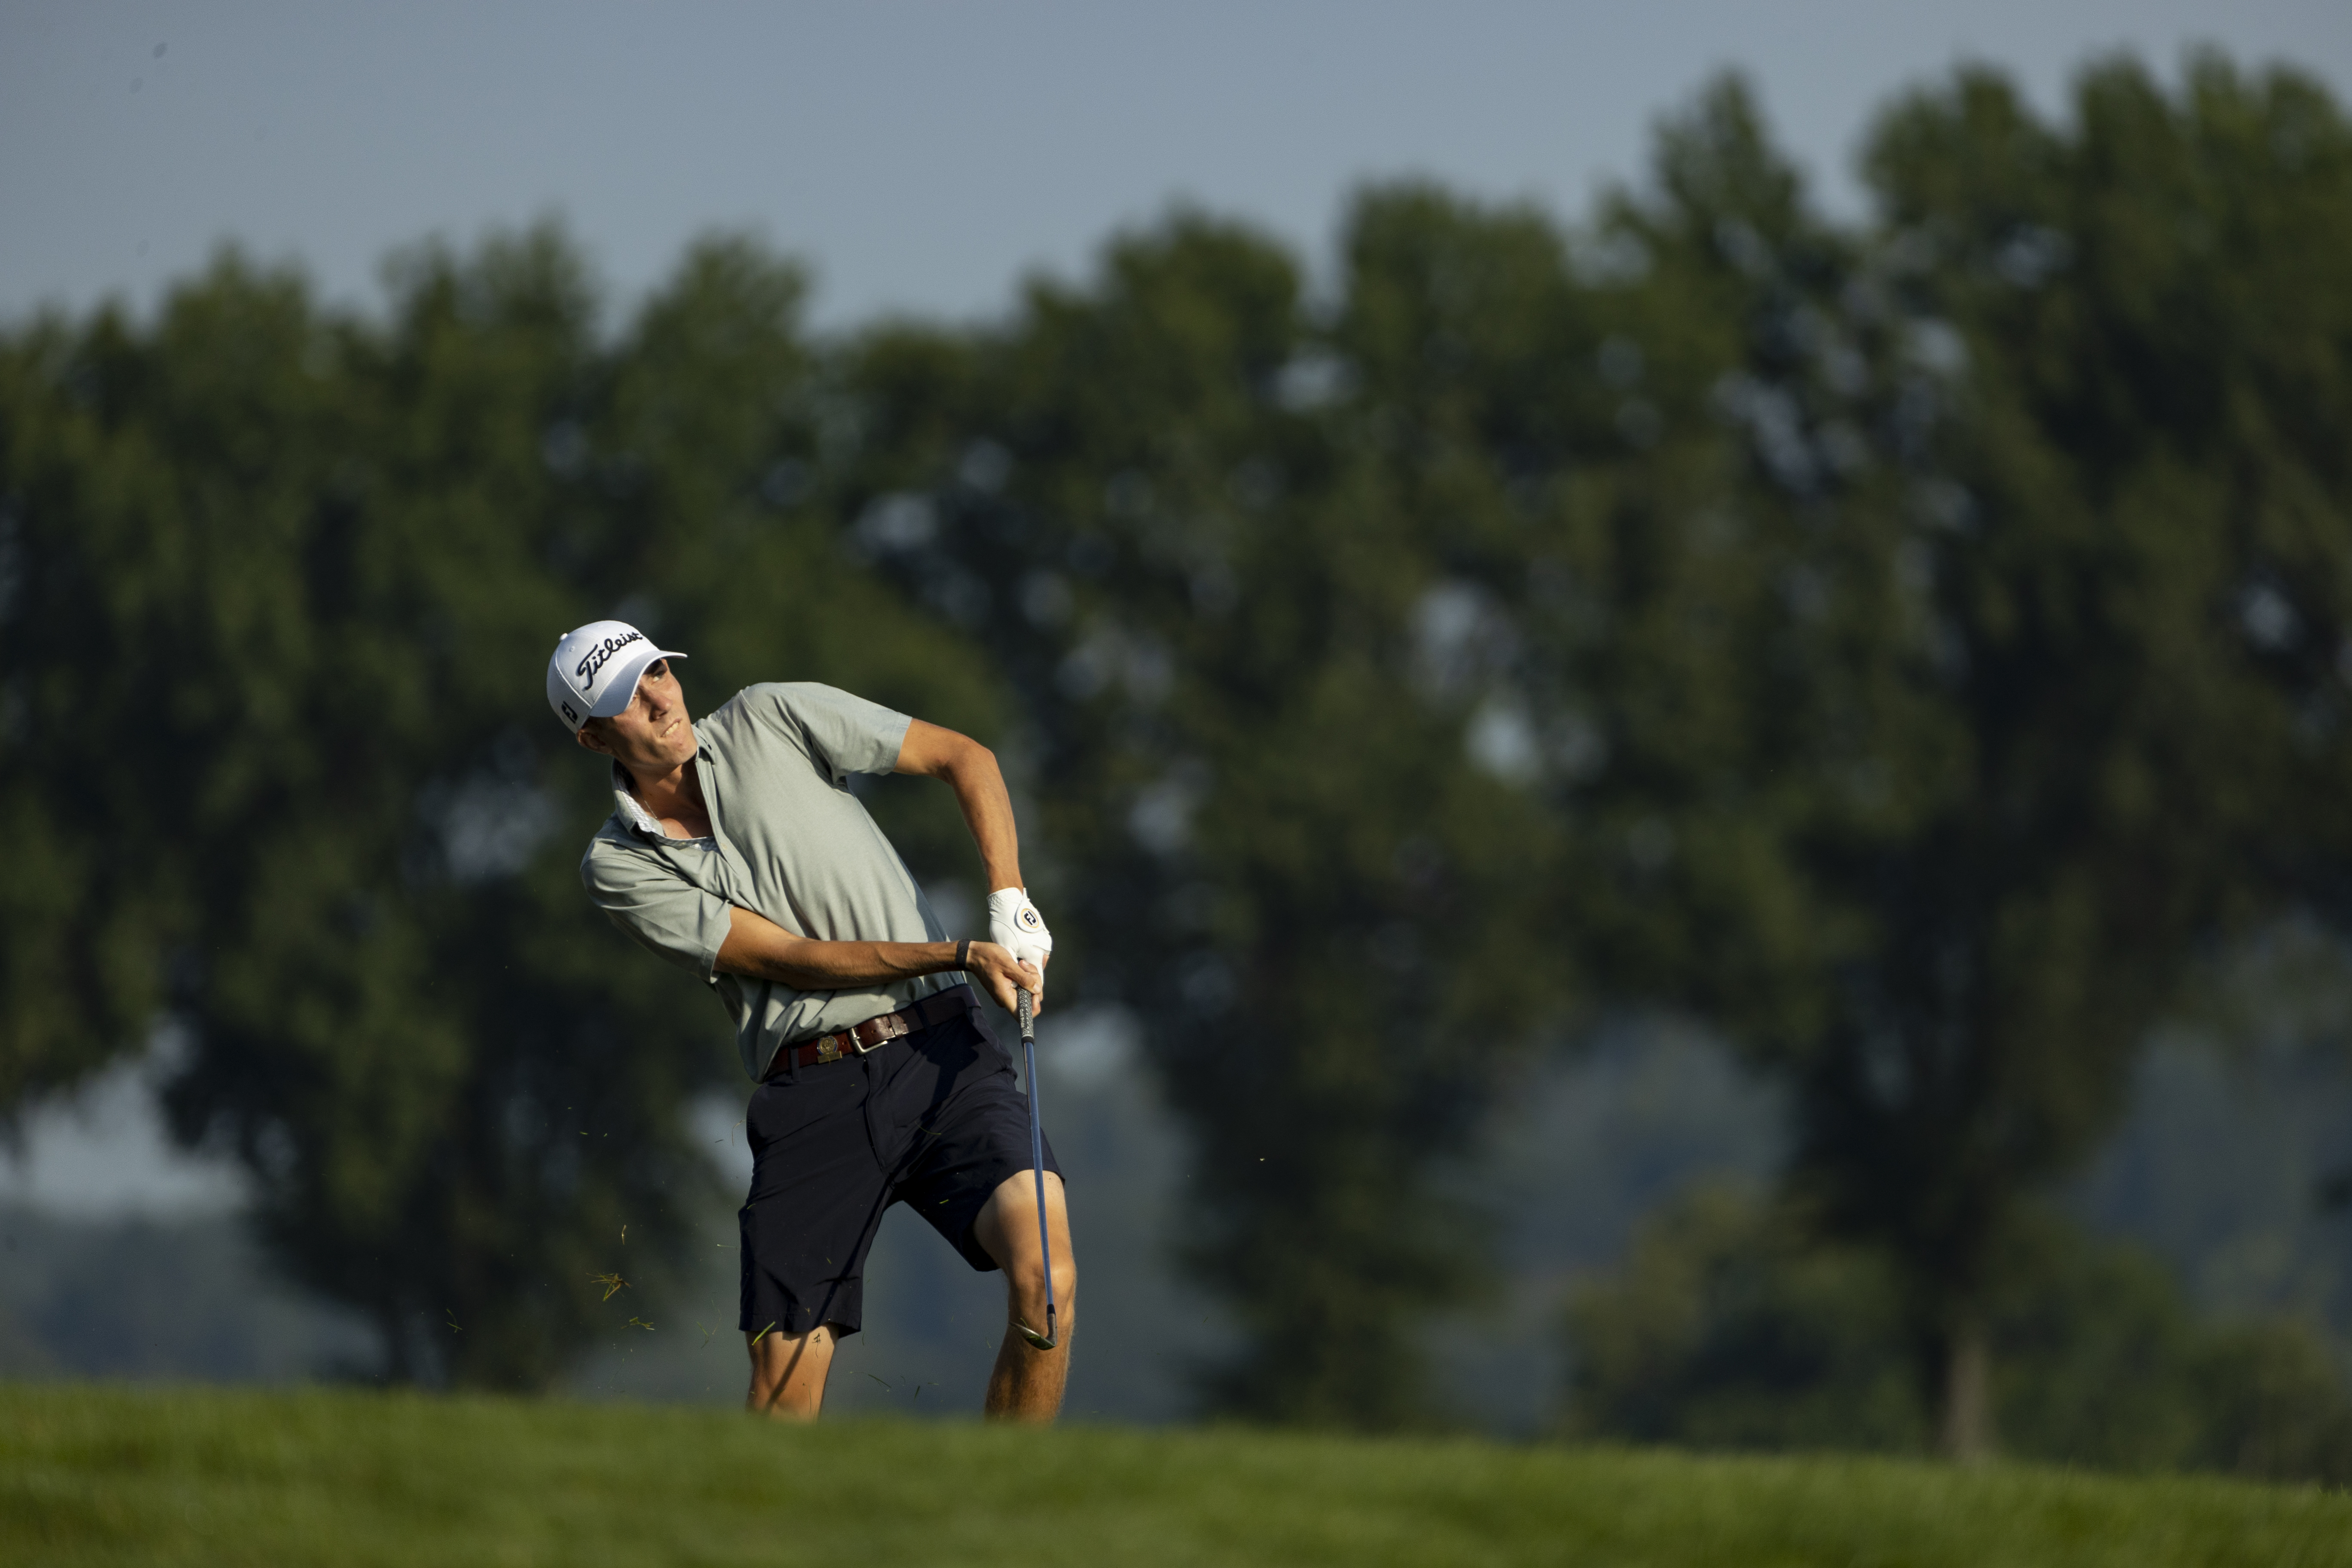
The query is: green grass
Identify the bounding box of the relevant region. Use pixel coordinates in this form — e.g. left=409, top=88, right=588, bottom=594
left=4, top=1384, right=2349, bottom=1568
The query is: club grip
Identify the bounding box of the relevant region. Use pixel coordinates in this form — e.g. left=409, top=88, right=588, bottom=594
left=1017, top=986, right=1033, bottom=1043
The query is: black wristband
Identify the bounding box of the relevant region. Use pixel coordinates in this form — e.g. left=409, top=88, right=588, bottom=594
left=956, top=938, right=972, bottom=971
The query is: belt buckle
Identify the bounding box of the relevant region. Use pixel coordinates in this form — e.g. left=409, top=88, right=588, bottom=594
left=849, top=1025, right=882, bottom=1056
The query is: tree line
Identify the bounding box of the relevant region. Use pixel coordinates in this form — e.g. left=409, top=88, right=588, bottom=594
left=5, top=55, right=2351, bottom=1462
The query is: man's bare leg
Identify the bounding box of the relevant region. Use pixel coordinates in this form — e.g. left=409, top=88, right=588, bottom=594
left=745, top=1323, right=838, bottom=1420
left=972, top=1169, right=1076, bottom=1422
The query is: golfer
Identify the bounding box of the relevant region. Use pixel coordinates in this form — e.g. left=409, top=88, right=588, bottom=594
left=548, top=620, right=1073, bottom=1421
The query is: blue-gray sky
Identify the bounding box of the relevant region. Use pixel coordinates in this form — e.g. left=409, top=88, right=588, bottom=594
left=6, top=1, right=2350, bottom=334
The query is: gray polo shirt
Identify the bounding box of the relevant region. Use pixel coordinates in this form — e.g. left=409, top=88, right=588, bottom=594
left=579, top=682, right=959, bottom=1080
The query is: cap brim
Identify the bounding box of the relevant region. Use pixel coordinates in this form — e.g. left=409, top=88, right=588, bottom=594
left=585, top=646, right=689, bottom=718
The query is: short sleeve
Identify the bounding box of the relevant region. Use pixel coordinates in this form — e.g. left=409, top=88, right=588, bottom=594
left=580, top=838, right=733, bottom=981
left=750, top=683, right=912, bottom=783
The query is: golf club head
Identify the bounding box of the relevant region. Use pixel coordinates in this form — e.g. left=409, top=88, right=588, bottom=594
left=1019, top=1303, right=1060, bottom=1351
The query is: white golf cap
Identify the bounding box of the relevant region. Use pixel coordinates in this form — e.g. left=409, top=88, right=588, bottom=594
left=546, top=620, right=688, bottom=732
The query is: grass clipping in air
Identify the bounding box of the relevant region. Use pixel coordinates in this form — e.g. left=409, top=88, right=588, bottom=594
left=5, top=1383, right=2349, bottom=1568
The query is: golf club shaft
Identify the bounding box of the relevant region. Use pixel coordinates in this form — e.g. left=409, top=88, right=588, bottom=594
left=1018, top=986, right=1057, bottom=1348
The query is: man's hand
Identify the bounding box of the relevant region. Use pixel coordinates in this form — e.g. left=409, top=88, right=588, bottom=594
left=987, top=888, right=1053, bottom=995
left=963, top=940, right=1045, bottom=1019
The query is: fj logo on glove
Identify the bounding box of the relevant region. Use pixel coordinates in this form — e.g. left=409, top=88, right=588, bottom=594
left=1020, top=908, right=1042, bottom=930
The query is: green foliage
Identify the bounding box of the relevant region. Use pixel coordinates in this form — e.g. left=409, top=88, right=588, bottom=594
left=8, top=1384, right=2352, bottom=1568
left=1562, top=1186, right=1926, bottom=1453
left=1746, top=52, right=2352, bottom=1447
left=1478, top=60, right=2352, bottom=1453
left=0, top=229, right=992, bottom=1388
left=825, top=208, right=1584, bottom=1425
left=1565, top=1186, right=2352, bottom=1482
left=9, top=54, right=2352, bottom=1444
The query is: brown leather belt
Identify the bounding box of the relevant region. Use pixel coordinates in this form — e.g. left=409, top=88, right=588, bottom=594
left=763, top=985, right=973, bottom=1080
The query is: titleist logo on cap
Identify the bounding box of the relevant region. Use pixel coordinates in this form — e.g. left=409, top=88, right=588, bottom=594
left=575, top=629, right=646, bottom=695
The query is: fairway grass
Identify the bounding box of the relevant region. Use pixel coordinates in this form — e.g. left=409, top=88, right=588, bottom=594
left=4, top=1384, right=2348, bottom=1568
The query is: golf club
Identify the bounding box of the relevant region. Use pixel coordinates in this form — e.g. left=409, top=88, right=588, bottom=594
left=1016, top=985, right=1059, bottom=1351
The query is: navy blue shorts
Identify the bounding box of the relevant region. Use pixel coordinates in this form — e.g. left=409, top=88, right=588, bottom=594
left=737, top=986, right=1062, bottom=1338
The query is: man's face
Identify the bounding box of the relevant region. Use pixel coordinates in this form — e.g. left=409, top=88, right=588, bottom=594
left=575, top=658, right=695, bottom=773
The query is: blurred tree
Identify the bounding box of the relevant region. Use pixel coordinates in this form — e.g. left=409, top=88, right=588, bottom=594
left=0, top=228, right=992, bottom=1387
left=9, top=52, right=2350, bottom=1445
left=1561, top=1186, right=1926, bottom=1453
left=1528, top=64, right=2352, bottom=1461
left=834, top=213, right=1566, bottom=1425
left=0, top=234, right=704, bottom=1384
left=1764, top=55, right=2352, bottom=1458
left=801, top=65, right=2352, bottom=1438
left=1564, top=1185, right=2352, bottom=1482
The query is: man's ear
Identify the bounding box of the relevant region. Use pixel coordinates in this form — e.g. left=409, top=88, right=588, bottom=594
left=574, top=722, right=614, bottom=758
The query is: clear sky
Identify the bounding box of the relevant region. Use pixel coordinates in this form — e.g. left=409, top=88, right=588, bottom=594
left=6, top=1, right=2350, bottom=335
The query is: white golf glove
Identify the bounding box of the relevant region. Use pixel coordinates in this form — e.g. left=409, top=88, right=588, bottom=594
left=987, top=887, right=1054, bottom=974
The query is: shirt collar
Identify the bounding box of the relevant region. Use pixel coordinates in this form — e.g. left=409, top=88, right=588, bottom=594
left=611, top=762, right=707, bottom=842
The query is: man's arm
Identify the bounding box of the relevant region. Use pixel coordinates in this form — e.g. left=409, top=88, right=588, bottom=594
left=893, top=719, right=1023, bottom=894
left=714, top=906, right=1040, bottom=1015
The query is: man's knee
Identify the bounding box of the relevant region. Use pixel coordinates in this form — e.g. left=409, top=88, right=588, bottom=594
left=1009, top=1248, right=1077, bottom=1310
left=746, top=1323, right=835, bottom=1393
